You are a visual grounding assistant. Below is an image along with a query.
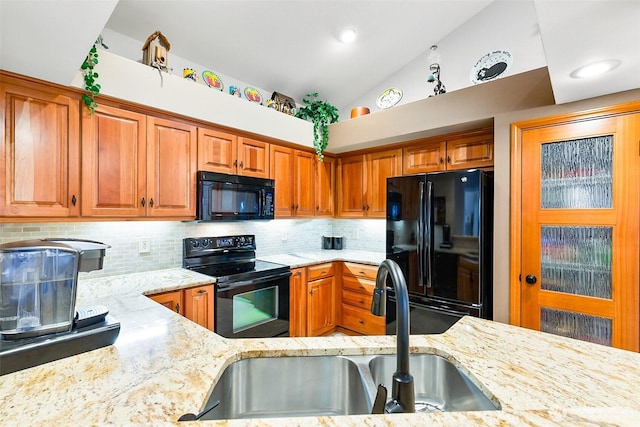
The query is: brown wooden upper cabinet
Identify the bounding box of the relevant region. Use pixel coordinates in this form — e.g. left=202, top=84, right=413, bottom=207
left=315, top=155, right=335, bottom=216
left=403, top=132, right=494, bottom=174
left=82, top=105, right=197, bottom=218
left=269, top=146, right=315, bottom=217
left=197, top=127, right=269, bottom=178
left=337, top=148, right=402, bottom=218
left=0, top=78, right=80, bottom=218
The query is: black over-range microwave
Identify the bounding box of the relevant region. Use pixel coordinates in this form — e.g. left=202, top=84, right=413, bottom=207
left=196, top=171, right=275, bottom=221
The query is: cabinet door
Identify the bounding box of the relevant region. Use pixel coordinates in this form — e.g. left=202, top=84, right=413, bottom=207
left=147, top=117, right=197, bottom=218
left=238, top=137, right=269, bottom=178
left=269, top=145, right=294, bottom=217
left=184, top=285, right=214, bottom=331
left=289, top=267, right=307, bottom=337
left=403, top=140, right=446, bottom=174
left=518, top=113, right=640, bottom=351
left=150, top=290, right=184, bottom=315
left=336, top=154, right=366, bottom=217
left=0, top=81, right=80, bottom=217
left=81, top=104, right=147, bottom=217
left=446, top=133, right=493, bottom=170
left=293, top=150, right=315, bottom=216
left=315, top=156, right=335, bottom=216
left=307, top=276, right=336, bottom=336
left=367, top=149, right=403, bottom=217
left=197, top=127, right=237, bottom=174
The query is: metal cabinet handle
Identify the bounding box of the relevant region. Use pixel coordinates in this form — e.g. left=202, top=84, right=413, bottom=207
left=233, top=160, right=238, bottom=167
left=197, top=289, right=207, bottom=294
left=149, top=198, right=154, bottom=208
left=141, top=197, right=146, bottom=207
left=439, top=157, right=444, bottom=164
left=447, top=155, right=451, bottom=163
left=358, top=320, right=365, bottom=325
left=71, top=195, right=77, bottom=206
left=239, top=161, right=244, bottom=169
left=175, top=303, right=180, bottom=313
left=309, top=289, right=314, bottom=295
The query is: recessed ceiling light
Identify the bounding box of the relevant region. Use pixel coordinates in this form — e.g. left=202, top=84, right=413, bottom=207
left=570, top=59, right=620, bottom=79
left=339, top=27, right=357, bottom=43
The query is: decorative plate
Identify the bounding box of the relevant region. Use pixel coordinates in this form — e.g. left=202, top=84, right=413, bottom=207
left=244, top=87, right=263, bottom=104
left=202, top=71, right=224, bottom=90
left=376, top=87, right=403, bottom=109
left=470, top=50, right=512, bottom=84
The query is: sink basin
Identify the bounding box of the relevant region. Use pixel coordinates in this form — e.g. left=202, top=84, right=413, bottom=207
left=196, top=353, right=499, bottom=420
left=200, top=356, right=371, bottom=420
left=369, top=354, right=500, bottom=412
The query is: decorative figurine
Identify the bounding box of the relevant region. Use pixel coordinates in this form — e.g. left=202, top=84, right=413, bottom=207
left=229, top=86, right=241, bottom=97
left=183, top=68, right=197, bottom=82
left=427, top=45, right=446, bottom=97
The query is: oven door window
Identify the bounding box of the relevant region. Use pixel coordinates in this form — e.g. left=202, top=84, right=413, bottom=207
left=232, top=286, right=278, bottom=333
left=210, top=184, right=260, bottom=217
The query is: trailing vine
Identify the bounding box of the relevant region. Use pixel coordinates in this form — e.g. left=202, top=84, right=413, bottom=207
left=81, top=36, right=108, bottom=113
left=295, top=92, right=339, bottom=161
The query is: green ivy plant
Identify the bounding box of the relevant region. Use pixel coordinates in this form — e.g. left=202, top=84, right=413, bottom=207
left=295, top=92, right=339, bottom=161
left=81, top=36, right=108, bottom=114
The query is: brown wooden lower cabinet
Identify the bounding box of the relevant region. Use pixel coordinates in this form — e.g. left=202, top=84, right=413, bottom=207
left=340, top=262, right=385, bottom=335
left=148, top=284, right=214, bottom=331
left=290, top=261, right=385, bottom=337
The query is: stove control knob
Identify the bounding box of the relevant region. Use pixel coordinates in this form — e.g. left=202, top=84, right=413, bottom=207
left=191, top=240, right=199, bottom=248
left=201, top=238, right=210, bottom=248
left=238, top=236, right=245, bottom=245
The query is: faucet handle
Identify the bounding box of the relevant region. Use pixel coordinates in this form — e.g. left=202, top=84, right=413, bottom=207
left=371, top=384, right=388, bottom=414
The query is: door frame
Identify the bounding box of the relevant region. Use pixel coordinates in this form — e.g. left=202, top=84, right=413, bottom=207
left=509, top=100, right=640, bottom=327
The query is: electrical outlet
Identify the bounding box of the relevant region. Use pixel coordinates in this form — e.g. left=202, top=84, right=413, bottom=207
left=138, top=238, right=151, bottom=254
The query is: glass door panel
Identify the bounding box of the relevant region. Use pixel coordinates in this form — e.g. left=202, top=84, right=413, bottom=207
left=541, top=307, right=612, bottom=346
left=540, top=226, right=612, bottom=298
left=540, top=135, right=613, bottom=209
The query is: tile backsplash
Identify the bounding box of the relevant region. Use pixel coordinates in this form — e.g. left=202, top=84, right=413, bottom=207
left=0, top=219, right=385, bottom=278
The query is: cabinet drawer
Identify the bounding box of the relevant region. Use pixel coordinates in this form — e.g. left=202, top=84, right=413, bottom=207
left=342, top=289, right=373, bottom=310
left=343, top=262, right=378, bottom=280
left=341, top=304, right=385, bottom=335
left=307, top=262, right=335, bottom=281
left=342, top=275, right=376, bottom=295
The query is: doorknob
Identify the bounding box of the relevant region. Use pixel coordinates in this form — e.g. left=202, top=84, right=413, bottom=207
left=525, top=274, right=537, bottom=285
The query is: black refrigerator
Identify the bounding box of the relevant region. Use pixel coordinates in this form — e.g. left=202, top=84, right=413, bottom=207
left=385, top=170, right=493, bottom=334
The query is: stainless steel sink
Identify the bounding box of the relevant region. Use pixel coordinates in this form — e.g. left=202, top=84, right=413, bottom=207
left=197, top=353, right=499, bottom=420
left=200, top=356, right=371, bottom=420
left=369, top=354, right=500, bottom=412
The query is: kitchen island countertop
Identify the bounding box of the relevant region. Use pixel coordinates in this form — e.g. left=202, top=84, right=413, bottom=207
left=1, top=267, right=640, bottom=426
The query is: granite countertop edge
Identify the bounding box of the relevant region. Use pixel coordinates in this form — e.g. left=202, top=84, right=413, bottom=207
left=1, top=257, right=640, bottom=426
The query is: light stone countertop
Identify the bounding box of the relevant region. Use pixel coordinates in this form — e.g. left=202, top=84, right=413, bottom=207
left=258, top=249, right=386, bottom=268
left=1, top=266, right=640, bottom=426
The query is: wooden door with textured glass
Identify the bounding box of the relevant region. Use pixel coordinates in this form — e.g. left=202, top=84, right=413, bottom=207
left=147, top=117, right=197, bottom=218
left=519, top=114, right=639, bottom=351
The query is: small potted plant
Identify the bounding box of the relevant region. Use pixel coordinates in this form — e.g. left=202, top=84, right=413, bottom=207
left=295, top=92, right=339, bottom=161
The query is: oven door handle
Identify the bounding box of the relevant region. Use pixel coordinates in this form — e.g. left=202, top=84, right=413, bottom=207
left=216, top=270, right=292, bottom=289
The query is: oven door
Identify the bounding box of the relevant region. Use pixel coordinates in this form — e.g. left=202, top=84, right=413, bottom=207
left=215, top=271, right=290, bottom=338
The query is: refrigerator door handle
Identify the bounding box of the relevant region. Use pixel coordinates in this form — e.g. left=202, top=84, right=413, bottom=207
left=417, top=182, right=425, bottom=287
left=425, top=180, right=433, bottom=288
